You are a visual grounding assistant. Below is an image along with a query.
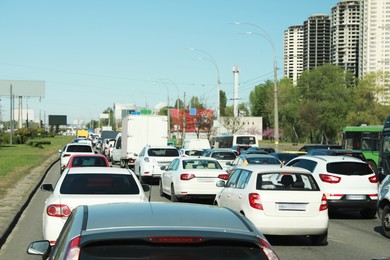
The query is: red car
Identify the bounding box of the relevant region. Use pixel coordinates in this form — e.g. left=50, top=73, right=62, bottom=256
left=65, top=154, right=110, bottom=169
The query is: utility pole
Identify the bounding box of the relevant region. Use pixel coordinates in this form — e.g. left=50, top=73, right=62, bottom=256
left=182, top=92, right=186, bottom=141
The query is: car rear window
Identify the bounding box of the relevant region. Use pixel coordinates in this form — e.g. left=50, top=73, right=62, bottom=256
left=184, top=150, right=204, bottom=156
left=326, top=162, right=373, bottom=176
left=71, top=157, right=108, bottom=167
left=182, top=160, right=222, bottom=169
left=212, top=152, right=236, bottom=160
left=79, top=241, right=268, bottom=259
left=66, top=145, right=93, bottom=153
left=60, top=174, right=139, bottom=194
left=147, top=148, right=179, bottom=157
left=256, top=172, right=320, bottom=191
left=246, top=157, right=281, bottom=165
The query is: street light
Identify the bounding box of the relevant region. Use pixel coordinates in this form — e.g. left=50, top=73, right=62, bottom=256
left=189, top=47, right=221, bottom=134
left=232, top=22, right=279, bottom=152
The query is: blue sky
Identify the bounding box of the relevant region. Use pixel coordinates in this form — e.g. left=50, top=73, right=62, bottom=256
left=0, top=0, right=340, bottom=124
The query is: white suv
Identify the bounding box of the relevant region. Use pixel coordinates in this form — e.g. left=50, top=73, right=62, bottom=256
left=286, top=155, right=378, bottom=218
left=135, top=145, right=180, bottom=183
left=378, top=175, right=390, bottom=238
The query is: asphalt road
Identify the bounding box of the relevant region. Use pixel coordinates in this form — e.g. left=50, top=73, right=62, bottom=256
left=0, top=160, right=390, bottom=259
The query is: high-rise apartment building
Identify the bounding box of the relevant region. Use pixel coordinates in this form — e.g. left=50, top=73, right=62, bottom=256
left=284, top=25, right=304, bottom=86
left=331, top=0, right=360, bottom=77
left=303, top=14, right=331, bottom=70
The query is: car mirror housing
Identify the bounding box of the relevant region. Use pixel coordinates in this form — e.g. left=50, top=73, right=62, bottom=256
left=216, top=180, right=226, bottom=187
left=27, top=240, right=51, bottom=256
left=41, top=184, right=54, bottom=192
left=142, top=184, right=151, bottom=192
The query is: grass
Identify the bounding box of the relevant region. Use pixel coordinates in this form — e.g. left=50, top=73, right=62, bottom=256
left=0, top=135, right=73, bottom=198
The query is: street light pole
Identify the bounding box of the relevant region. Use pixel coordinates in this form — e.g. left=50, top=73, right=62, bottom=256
left=233, top=22, right=279, bottom=152
left=189, top=48, right=221, bottom=135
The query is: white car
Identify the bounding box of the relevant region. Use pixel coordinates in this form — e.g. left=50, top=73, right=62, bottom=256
left=160, top=157, right=229, bottom=202
left=41, top=167, right=150, bottom=245
left=286, top=155, right=378, bottom=218
left=202, top=149, right=237, bottom=170
left=135, top=145, right=180, bottom=183
left=214, top=165, right=329, bottom=245
left=59, top=143, right=95, bottom=173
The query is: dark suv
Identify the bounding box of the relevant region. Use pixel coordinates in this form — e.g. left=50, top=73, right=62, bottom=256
left=299, top=144, right=342, bottom=153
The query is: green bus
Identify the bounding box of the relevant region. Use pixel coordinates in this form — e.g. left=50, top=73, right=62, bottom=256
left=342, top=125, right=383, bottom=173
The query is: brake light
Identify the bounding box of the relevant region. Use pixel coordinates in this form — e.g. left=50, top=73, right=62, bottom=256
left=148, top=236, right=203, bottom=243
left=369, top=175, right=378, bottom=183
left=320, top=194, right=328, bottom=211
left=181, top=173, right=196, bottom=180
left=249, top=193, right=263, bottom=210
left=319, top=174, right=341, bottom=184
left=218, top=174, right=229, bottom=180
left=64, top=236, right=81, bottom=260
left=47, top=204, right=71, bottom=217
left=257, top=237, right=279, bottom=260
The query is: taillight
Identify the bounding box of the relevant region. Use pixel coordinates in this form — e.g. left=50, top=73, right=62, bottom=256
left=47, top=204, right=71, bottom=217
left=218, top=174, right=229, bottom=180
left=319, top=174, right=341, bottom=184
left=249, top=193, right=263, bottom=210
left=148, top=236, right=203, bottom=243
left=257, top=237, right=279, bottom=260
left=369, top=175, right=378, bottom=183
left=64, top=236, right=81, bottom=260
left=181, top=173, right=196, bottom=180
left=319, top=194, right=328, bottom=211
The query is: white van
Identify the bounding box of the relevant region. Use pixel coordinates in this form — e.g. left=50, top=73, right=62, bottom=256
left=182, top=139, right=211, bottom=150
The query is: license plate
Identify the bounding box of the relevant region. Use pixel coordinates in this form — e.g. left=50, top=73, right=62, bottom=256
left=277, top=203, right=306, bottom=211
left=346, top=195, right=366, bottom=200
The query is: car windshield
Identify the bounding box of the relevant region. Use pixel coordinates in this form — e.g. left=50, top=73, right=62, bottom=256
left=71, top=157, right=107, bottom=167
left=182, top=159, right=222, bottom=169
left=211, top=152, right=236, bottom=160
left=147, top=149, right=179, bottom=157
left=184, top=150, right=204, bottom=156
left=257, top=172, right=320, bottom=191
left=326, top=162, right=373, bottom=176
left=66, top=145, right=93, bottom=153
left=246, top=157, right=281, bottom=165
left=60, top=174, right=139, bottom=194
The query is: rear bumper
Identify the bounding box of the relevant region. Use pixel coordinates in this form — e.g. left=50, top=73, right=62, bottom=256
left=328, top=198, right=377, bottom=211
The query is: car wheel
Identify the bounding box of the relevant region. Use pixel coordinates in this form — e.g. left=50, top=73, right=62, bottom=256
left=170, top=184, right=179, bottom=202
left=360, top=208, right=377, bottom=219
left=159, top=179, right=165, bottom=197
left=382, top=205, right=390, bottom=238
left=310, top=232, right=328, bottom=246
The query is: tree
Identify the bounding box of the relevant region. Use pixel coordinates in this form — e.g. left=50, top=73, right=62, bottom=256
left=189, top=96, right=205, bottom=109
left=220, top=90, right=227, bottom=116
left=249, top=80, right=273, bottom=129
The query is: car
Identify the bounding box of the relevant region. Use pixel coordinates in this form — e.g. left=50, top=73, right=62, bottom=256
left=72, top=137, right=93, bottom=146
left=298, top=144, right=342, bottom=153
left=58, top=143, right=95, bottom=173
left=227, top=154, right=282, bottom=175
left=270, top=151, right=305, bottom=164
left=246, top=146, right=276, bottom=154
left=40, top=167, right=150, bottom=245
left=105, top=139, right=116, bottom=160
left=159, top=157, right=229, bottom=202
left=307, top=149, right=366, bottom=162
left=286, top=155, right=378, bottom=218
left=202, top=149, right=237, bottom=170
left=178, top=148, right=204, bottom=157
left=64, top=154, right=110, bottom=170
left=231, top=145, right=252, bottom=154
left=27, top=202, right=279, bottom=259
left=214, top=165, right=329, bottom=246
left=134, top=145, right=180, bottom=183
left=378, top=174, right=390, bottom=238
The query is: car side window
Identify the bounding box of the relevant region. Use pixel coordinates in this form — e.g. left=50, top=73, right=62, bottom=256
left=231, top=157, right=239, bottom=166
left=236, top=170, right=251, bottom=189
left=139, top=147, right=146, bottom=157
left=226, top=169, right=241, bottom=188
left=171, top=159, right=180, bottom=171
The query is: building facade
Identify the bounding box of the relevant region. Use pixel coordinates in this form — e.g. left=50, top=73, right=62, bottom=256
left=284, top=25, right=304, bottom=86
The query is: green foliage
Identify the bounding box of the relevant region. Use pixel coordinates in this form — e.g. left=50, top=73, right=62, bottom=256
left=220, top=90, right=227, bottom=116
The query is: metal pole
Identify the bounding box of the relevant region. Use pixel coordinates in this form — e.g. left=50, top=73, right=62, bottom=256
left=10, top=84, right=13, bottom=144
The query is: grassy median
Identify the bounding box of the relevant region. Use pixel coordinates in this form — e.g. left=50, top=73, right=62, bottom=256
left=0, top=135, right=73, bottom=198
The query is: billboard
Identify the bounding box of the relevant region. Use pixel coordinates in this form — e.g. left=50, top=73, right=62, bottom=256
left=0, top=80, right=45, bottom=97
left=170, top=109, right=214, bottom=132
left=48, top=115, right=67, bottom=126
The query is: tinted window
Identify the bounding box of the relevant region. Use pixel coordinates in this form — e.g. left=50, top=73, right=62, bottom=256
left=71, top=157, right=108, bottom=167
left=236, top=136, right=256, bottom=145
left=287, top=159, right=317, bottom=173
left=257, top=172, right=320, bottom=191
left=60, top=174, right=139, bottom=194
left=147, top=148, right=179, bottom=157
left=246, top=157, right=281, bottom=165
left=212, top=152, right=236, bottom=160
left=183, top=160, right=222, bottom=169
left=66, top=145, right=93, bottom=153
left=184, top=150, right=204, bottom=156
left=227, top=170, right=241, bottom=188
left=327, top=162, right=373, bottom=176
left=236, top=170, right=251, bottom=189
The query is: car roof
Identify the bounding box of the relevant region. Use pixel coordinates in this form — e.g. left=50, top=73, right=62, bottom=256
left=66, top=143, right=92, bottom=147
left=241, top=154, right=278, bottom=159
left=146, top=145, right=178, bottom=149
left=70, top=154, right=106, bottom=158
left=66, top=167, right=132, bottom=175
left=181, top=156, right=218, bottom=161
left=235, top=164, right=312, bottom=174
left=293, top=155, right=366, bottom=163
left=207, top=149, right=235, bottom=153
left=78, top=202, right=259, bottom=235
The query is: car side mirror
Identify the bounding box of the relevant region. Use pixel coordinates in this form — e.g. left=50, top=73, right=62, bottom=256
left=41, top=184, right=54, bottom=192
left=27, top=240, right=51, bottom=256
left=142, top=184, right=151, bottom=192
left=160, top=165, right=167, bottom=170
left=216, top=180, right=226, bottom=187
left=226, top=162, right=231, bottom=166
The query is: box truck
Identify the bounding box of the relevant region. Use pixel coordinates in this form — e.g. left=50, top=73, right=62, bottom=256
left=120, top=115, right=168, bottom=169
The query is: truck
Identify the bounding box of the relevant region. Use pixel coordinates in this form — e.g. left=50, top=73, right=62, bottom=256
left=76, top=129, right=89, bottom=138
left=120, top=115, right=168, bottom=169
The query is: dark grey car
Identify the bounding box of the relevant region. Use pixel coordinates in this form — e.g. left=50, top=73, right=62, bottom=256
left=27, top=202, right=279, bottom=259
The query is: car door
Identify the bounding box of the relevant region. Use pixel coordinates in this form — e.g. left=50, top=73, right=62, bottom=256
left=163, top=159, right=179, bottom=194
left=229, top=170, right=252, bottom=212
left=218, top=169, right=242, bottom=208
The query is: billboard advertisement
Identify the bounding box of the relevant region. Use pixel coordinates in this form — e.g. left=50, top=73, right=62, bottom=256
left=170, top=109, right=214, bottom=133
left=48, top=115, right=67, bottom=126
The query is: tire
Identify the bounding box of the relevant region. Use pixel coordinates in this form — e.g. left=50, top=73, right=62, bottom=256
left=310, top=232, right=328, bottom=246
left=381, top=205, right=390, bottom=238
left=159, top=179, right=165, bottom=197
left=360, top=208, right=377, bottom=219
left=170, top=184, right=179, bottom=202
